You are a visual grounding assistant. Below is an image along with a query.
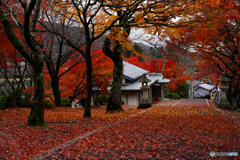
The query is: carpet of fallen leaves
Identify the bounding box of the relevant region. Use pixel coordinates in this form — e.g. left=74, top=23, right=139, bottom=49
left=1, top=100, right=240, bottom=159
left=0, top=105, right=140, bottom=159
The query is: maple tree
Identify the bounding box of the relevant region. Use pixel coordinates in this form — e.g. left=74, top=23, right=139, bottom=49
left=158, top=39, right=193, bottom=92
left=40, top=0, right=149, bottom=114
left=101, top=0, right=215, bottom=110
left=101, top=0, right=148, bottom=112
left=40, top=0, right=117, bottom=116
left=38, top=0, right=206, bottom=113
left=0, top=0, right=47, bottom=126
left=194, top=58, right=220, bottom=84
left=167, top=0, right=240, bottom=107
left=52, top=57, right=87, bottom=102
left=0, top=44, right=29, bottom=109
left=92, top=50, right=113, bottom=107
left=0, top=50, right=27, bottom=108
left=43, top=49, right=113, bottom=105
left=59, top=51, right=112, bottom=102
left=0, top=16, right=27, bottom=104
left=44, top=39, right=85, bottom=106
left=39, top=2, right=87, bottom=107
left=101, top=0, right=185, bottom=111
left=43, top=54, right=87, bottom=103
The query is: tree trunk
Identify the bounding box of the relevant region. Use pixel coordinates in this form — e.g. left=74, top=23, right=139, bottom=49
left=189, top=80, right=193, bottom=99
left=92, top=91, right=100, bottom=107
left=83, top=49, right=93, bottom=117
left=28, top=62, right=45, bottom=126
left=51, top=78, right=61, bottom=107
left=107, top=57, right=124, bottom=112
left=161, top=57, right=166, bottom=77
left=10, top=85, right=16, bottom=108
left=102, top=38, right=123, bottom=112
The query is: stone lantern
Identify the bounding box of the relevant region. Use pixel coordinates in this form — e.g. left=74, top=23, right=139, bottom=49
left=217, top=71, right=231, bottom=109
left=138, top=73, right=152, bottom=109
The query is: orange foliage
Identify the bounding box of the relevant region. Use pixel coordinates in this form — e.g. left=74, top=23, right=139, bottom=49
left=165, top=0, right=239, bottom=87
left=92, top=50, right=114, bottom=93
left=43, top=49, right=113, bottom=100
left=0, top=4, right=24, bottom=66
left=195, top=58, right=221, bottom=84
left=126, top=56, right=192, bottom=91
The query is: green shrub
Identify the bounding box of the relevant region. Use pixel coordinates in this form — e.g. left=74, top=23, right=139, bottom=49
left=178, top=82, right=189, bottom=98
left=121, top=98, right=125, bottom=105
left=0, top=94, right=10, bottom=109
left=98, top=94, right=108, bottom=105
left=172, top=92, right=181, bottom=99
left=165, top=92, right=181, bottom=99
left=0, top=96, right=6, bottom=110
left=61, top=98, right=71, bottom=107
left=165, top=92, right=172, bottom=99
left=19, top=94, right=33, bottom=108
left=44, top=99, right=55, bottom=109
left=91, top=105, right=99, bottom=108
left=235, top=95, right=240, bottom=110
left=0, top=87, right=31, bottom=109
left=9, top=88, right=23, bottom=107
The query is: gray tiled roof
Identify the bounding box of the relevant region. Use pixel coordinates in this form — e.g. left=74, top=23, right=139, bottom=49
left=108, top=61, right=170, bottom=91
left=186, top=80, right=201, bottom=87
left=148, top=73, right=170, bottom=83
left=121, top=73, right=170, bottom=91
left=121, top=78, right=158, bottom=91
left=123, top=61, right=148, bottom=81
left=194, top=88, right=210, bottom=97
left=199, top=83, right=215, bottom=91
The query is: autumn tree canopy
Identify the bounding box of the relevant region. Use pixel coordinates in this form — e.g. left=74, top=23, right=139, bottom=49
left=1, top=0, right=239, bottom=123
left=166, top=0, right=240, bottom=106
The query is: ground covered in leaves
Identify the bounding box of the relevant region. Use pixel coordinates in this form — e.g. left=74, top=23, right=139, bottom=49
left=1, top=100, right=240, bottom=159
left=0, top=105, right=140, bottom=159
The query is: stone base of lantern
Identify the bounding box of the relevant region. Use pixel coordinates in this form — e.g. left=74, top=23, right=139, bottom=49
left=138, top=101, right=152, bottom=109
left=217, top=101, right=231, bottom=109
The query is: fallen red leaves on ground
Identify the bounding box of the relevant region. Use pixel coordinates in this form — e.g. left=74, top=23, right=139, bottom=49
left=0, top=105, right=140, bottom=159
left=1, top=100, right=240, bottom=159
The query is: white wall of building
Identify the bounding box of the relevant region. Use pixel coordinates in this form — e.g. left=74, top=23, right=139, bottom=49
left=121, top=91, right=140, bottom=105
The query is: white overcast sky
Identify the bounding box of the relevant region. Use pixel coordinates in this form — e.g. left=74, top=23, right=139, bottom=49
left=129, top=28, right=166, bottom=47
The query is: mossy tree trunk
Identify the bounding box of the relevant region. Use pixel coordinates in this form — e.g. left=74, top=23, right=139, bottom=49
left=28, top=61, right=45, bottom=126
left=107, top=57, right=124, bottom=112
left=102, top=38, right=124, bottom=112
left=0, top=0, right=45, bottom=126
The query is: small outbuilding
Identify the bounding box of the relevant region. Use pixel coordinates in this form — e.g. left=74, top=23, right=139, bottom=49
left=193, top=83, right=216, bottom=99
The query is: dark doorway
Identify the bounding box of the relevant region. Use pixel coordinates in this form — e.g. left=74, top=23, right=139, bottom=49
left=152, top=86, right=161, bottom=103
